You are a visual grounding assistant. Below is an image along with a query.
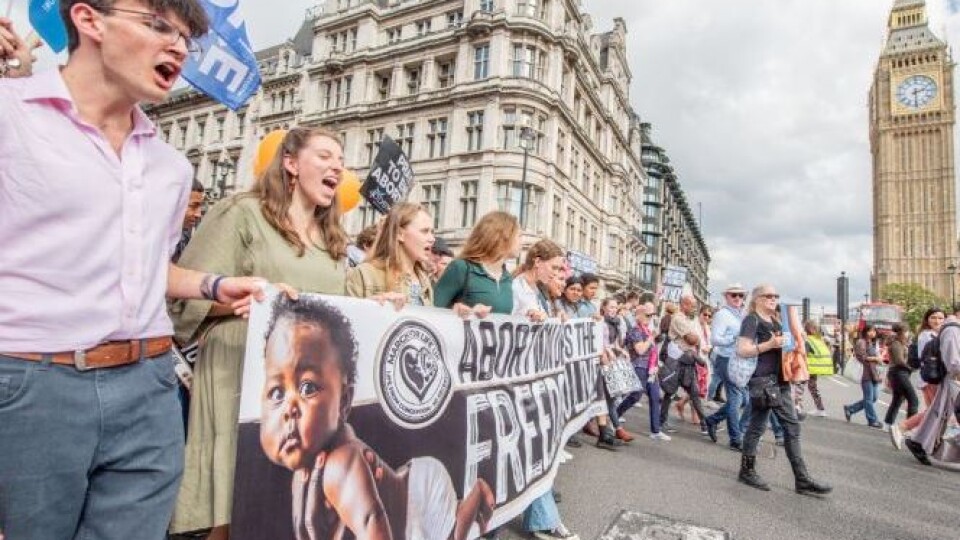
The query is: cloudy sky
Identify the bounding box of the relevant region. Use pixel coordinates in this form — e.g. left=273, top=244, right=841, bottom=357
left=12, top=0, right=960, bottom=312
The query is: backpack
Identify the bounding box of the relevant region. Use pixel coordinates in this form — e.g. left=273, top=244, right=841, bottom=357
left=919, top=322, right=958, bottom=384
left=906, top=339, right=921, bottom=371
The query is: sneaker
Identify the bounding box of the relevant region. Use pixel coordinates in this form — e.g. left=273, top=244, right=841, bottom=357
left=662, top=422, right=678, bottom=433
left=868, top=422, right=884, bottom=430
left=565, top=437, right=582, bottom=448
left=811, top=409, right=828, bottom=418
left=889, top=423, right=904, bottom=450
left=706, top=419, right=718, bottom=443
left=729, top=440, right=743, bottom=452
left=650, top=432, right=672, bottom=441
left=558, top=449, right=574, bottom=463
left=533, top=524, right=579, bottom=540
left=843, top=405, right=852, bottom=422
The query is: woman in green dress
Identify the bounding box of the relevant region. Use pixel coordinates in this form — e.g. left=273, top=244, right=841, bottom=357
left=169, top=127, right=349, bottom=539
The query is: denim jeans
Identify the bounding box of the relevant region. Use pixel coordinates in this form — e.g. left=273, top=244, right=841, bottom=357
left=707, top=379, right=750, bottom=443
left=0, top=352, right=184, bottom=540
left=708, top=354, right=730, bottom=399
left=616, top=366, right=662, bottom=434
left=847, top=380, right=880, bottom=425
left=522, top=491, right=560, bottom=532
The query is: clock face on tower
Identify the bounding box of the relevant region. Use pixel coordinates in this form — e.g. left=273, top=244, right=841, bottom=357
left=896, top=75, right=938, bottom=109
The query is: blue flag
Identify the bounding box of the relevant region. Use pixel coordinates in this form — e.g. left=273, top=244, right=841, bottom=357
left=181, top=0, right=261, bottom=111
left=28, top=0, right=68, bottom=53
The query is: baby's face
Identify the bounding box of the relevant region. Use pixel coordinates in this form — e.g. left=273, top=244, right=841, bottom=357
left=261, top=319, right=348, bottom=470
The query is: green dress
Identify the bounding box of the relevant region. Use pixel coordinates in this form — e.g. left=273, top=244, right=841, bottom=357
left=168, top=195, right=345, bottom=534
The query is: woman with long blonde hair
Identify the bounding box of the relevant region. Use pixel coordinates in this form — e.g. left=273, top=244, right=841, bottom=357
left=734, top=284, right=831, bottom=496
left=433, top=211, right=520, bottom=318
left=169, top=127, right=349, bottom=539
left=346, top=202, right=435, bottom=306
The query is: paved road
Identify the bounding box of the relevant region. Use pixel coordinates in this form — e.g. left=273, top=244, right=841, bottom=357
left=496, top=372, right=960, bottom=540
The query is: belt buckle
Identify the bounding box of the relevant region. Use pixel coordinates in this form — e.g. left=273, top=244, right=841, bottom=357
left=74, top=349, right=90, bottom=371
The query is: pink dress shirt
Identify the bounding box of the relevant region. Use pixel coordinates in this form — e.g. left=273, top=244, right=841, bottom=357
left=0, top=69, right=191, bottom=352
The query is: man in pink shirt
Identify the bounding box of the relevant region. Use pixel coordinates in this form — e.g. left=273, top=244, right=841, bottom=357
left=0, top=2, right=273, bottom=538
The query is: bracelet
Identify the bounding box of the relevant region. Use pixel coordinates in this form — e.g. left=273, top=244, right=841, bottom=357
left=211, top=275, right=226, bottom=303
left=200, top=273, right=224, bottom=301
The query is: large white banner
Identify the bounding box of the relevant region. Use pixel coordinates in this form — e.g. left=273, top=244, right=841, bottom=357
left=233, top=290, right=604, bottom=539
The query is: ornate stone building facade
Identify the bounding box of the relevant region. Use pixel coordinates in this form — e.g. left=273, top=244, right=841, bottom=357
left=146, top=0, right=710, bottom=294
left=870, top=0, right=958, bottom=299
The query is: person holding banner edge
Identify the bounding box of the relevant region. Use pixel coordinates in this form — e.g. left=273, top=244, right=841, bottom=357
left=346, top=202, right=435, bottom=307
left=0, top=2, right=281, bottom=539
left=169, top=127, right=350, bottom=539
left=511, top=238, right=581, bottom=540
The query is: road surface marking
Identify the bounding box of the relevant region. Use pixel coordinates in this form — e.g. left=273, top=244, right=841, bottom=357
left=828, top=375, right=850, bottom=387
left=600, top=510, right=729, bottom=540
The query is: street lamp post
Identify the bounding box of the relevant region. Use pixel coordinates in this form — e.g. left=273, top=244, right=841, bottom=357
left=948, top=263, right=957, bottom=308
left=518, top=124, right=535, bottom=229
left=215, top=159, right=235, bottom=201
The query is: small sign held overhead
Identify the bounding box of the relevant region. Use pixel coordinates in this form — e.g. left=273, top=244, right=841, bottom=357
left=361, top=135, right=415, bottom=214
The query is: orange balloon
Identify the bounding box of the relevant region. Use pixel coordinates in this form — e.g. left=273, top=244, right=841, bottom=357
left=253, top=129, right=287, bottom=179
left=337, top=170, right=362, bottom=213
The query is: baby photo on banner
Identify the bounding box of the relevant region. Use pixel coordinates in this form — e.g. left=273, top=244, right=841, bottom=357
left=232, top=289, right=605, bottom=540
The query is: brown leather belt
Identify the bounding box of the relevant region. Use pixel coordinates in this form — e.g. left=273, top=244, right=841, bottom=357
left=2, top=337, right=173, bottom=371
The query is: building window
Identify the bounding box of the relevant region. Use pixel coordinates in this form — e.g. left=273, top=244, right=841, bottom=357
left=589, top=225, right=598, bottom=258
left=323, top=81, right=332, bottom=109
left=466, top=111, right=484, bottom=151
left=161, top=124, right=171, bottom=143
left=415, top=18, right=431, bottom=36
left=511, top=43, right=544, bottom=80
left=479, top=0, right=494, bottom=12
left=421, top=184, right=443, bottom=229
left=350, top=28, right=358, bottom=51
left=235, top=112, right=245, bottom=138
left=571, top=149, right=579, bottom=183
left=473, top=44, right=489, bottom=80
left=566, top=209, right=575, bottom=247
left=460, top=180, right=478, bottom=227
left=396, top=123, right=414, bottom=157
left=366, top=127, right=383, bottom=163
left=552, top=195, right=562, bottom=239
left=582, top=162, right=590, bottom=194
left=195, top=119, right=205, bottom=145
left=502, top=107, right=518, bottom=149
left=405, top=66, right=421, bottom=94
left=377, top=72, right=391, bottom=100
left=427, top=118, right=448, bottom=158
left=386, top=26, right=402, bottom=44
left=497, top=181, right=542, bottom=230
left=447, top=10, right=463, bottom=27
left=358, top=203, right=378, bottom=228
left=339, top=76, right=352, bottom=106
left=607, top=234, right=617, bottom=266
left=215, top=117, right=224, bottom=141
left=593, top=171, right=601, bottom=201
left=437, top=60, right=455, bottom=88
left=579, top=217, right=587, bottom=251
left=516, top=0, right=540, bottom=18
left=557, top=130, right=567, bottom=173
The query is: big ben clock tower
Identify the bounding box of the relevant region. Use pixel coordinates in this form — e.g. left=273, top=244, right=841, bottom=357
left=870, top=0, right=958, bottom=301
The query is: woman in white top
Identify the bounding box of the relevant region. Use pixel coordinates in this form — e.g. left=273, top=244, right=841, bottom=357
left=510, top=239, right=580, bottom=540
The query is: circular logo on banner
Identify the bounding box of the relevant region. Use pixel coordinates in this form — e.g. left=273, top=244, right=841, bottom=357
left=376, top=320, right=452, bottom=428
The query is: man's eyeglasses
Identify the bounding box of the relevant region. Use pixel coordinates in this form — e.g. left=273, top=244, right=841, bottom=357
left=98, top=7, right=201, bottom=53
left=760, top=293, right=780, bottom=300
left=727, top=293, right=745, bottom=299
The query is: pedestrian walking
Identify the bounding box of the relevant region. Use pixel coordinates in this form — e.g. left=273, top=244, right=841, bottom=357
left=618, top=302, right=670, bottom=441
left=900, top=307, right=946, bottom=436
left=736, top=285, right=831, bottom=495
left=843, top=325, right=884, bottom=429
left=705, top=284, right=749, bottom=451
left=797, top=320, right=832, bottom=417
left=884, top=323, right=918, bottom=449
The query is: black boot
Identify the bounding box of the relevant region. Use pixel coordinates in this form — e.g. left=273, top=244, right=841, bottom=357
left=790, top=458, right=832, bottom=495
left=738, top=454, right=770, bottom=491
left=596, top=424, right=619, bottom=451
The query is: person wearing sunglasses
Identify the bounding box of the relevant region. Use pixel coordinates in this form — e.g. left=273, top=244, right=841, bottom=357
left=704, top=284, right=750, bottom=450
left=734, top=285, right=831, bottom=495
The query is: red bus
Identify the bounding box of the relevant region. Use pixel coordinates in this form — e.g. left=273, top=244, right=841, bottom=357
left=853, top=302, right=903, bottom=336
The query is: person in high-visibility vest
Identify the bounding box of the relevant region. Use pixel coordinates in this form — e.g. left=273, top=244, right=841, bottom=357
left=797, top=320, right=834, bottom=417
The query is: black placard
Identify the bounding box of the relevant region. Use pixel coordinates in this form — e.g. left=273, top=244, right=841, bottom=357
left=361, top=135, right=415, bottom=214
